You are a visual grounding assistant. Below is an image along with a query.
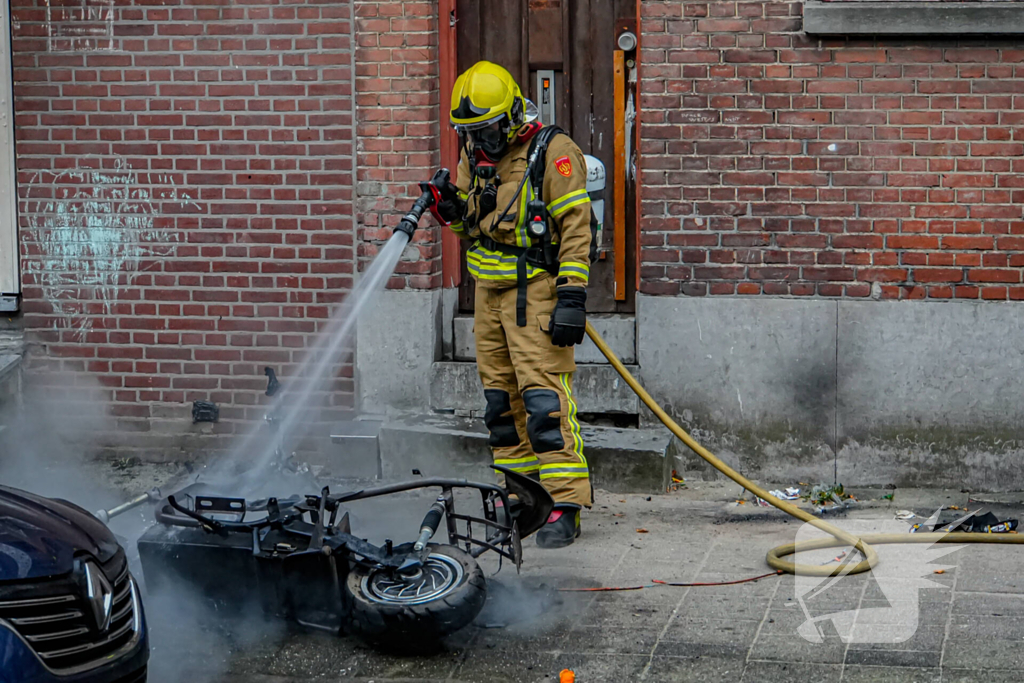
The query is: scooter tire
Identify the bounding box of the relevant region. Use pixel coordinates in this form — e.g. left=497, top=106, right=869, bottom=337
left=343, top=543, right=486, bottom=646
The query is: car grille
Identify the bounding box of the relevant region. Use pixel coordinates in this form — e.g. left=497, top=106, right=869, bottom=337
left=0, top=556, right=141, bottom=675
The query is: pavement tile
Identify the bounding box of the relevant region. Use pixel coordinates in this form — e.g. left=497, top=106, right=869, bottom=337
left=645, top=654, right=747, bottom=682
left=661, top=616, right=762, bottom=641
left=954, top=547, right=1024, bottom=594
left=551, top=653, right=648, bottom=680
left=469, top=622, right=572, bottom=654
left=449, top=649, right=561, bottom=683
left=942, top=668, right=1024, bottom=682
left=746, top=634, right=848, bottom=664
left=852, top=599, right=950, bottom=628
left=846, top=626, right=946, bottom=653
left=843, top=649, right=942, bottom=668
left=654, top=617, right=761, bottom=659
left=840, top=665, right=942, bottom=682
left=572, top=588, right=676, bottom=627
left=262, top=632, right=464, bottom=679
left=951, top=591, right=1024, bottom=617
left=947, top=613, right=1024, bottom=640
left=675, top=591, right=775, bottom=621
left=758, top=608, right=815, bottom=637
left=740, top=660, right=843, bottom=682
left=862, top=578, right=954, bottom=604
left=562, top=625, right=661, bottom=655
left=943, top=616, right=1024, bottom=670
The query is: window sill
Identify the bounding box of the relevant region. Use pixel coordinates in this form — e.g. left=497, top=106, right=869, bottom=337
left=804, top=1, right=1024, bottom=35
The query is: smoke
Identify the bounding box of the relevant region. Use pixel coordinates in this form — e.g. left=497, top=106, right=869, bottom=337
left=0, top=370, right=121, bottom=511
left=0, top=371, right=291, bottom=683
left=141, top=573, right=287, bottom=683
left=474, top=575, right=572, bottom=632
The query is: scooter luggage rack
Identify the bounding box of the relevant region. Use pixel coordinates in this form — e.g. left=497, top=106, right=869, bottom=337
left=329, top=478, right=519, bottom=566
left=157, top=466, right=553, bottom=573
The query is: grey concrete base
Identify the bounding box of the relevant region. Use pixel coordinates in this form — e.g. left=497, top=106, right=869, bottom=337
left=357, top=291, right=1024, bottom=491
left=452, top=314, right=636, bottom=364
left=374, top=413, right=675, bottom=493
left=804, top=1, right=1024, bottom=35
left=356, top=289, right=440, bottom=415
left=429, top=361, right=639, bottom=415
left=637, top=295, right=1024, bottom=491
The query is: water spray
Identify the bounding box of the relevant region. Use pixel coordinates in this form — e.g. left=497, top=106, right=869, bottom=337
left=205, top=174, right=447, bottom=492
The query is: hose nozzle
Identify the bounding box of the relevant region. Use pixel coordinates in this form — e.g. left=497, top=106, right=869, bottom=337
left=393, top=188, right=436, bottom=239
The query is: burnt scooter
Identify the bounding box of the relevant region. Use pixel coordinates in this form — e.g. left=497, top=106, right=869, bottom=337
left=137, top=178, right=555, bottom=644
left=137, top=466, right=552, bottom=644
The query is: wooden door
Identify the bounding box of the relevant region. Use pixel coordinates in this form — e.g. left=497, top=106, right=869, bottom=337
left=455, top=0, right=638, bottom=314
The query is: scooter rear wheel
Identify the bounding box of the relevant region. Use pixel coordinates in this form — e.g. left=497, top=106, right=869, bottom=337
left=343, top=543, right=486, bottom=646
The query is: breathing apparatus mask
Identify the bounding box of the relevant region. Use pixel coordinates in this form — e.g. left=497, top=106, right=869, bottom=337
left=457, top=119, right=509, bottom=181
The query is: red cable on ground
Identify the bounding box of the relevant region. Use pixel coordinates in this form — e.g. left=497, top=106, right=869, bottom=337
left=558, top=584, right=650, bottom=592
left=557, top=570, right=783, bottom=592
left=651, top=570, right=784, bottom=587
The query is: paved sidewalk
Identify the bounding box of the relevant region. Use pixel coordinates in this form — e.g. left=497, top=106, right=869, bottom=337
left=138, top=485, right=1024, bottom=683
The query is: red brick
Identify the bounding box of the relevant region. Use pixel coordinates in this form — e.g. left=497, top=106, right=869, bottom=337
left=914, top=268, right=964, bottom=283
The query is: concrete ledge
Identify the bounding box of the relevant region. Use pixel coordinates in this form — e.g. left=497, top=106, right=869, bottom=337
left=452, top=314, right=636, bottom=364
left=429, top=361, right=640, bottom=415
left=0, top=354, right=20, bottom=409
left=376, top=414, right=674, bottom=492
left=804, top=1, right=1024, bottom=35
left=329, top=418, right=384, bottom=479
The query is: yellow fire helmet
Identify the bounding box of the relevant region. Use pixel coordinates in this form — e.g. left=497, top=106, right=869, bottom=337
left=450, top=61, right=526, bottom=139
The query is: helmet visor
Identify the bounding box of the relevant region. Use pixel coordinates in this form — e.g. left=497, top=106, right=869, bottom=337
left=466, top=125, right=508, bottom=159
left=452, top=113, right=505, bottom=135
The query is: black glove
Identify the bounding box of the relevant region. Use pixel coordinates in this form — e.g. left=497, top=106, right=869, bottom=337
left=425, top=168, right=465, bottom=227
left=479, top=183, right=498, bottom=217
left=549, top=287, right=587, bottom=347
left=435, top=199, right=464, bottom=224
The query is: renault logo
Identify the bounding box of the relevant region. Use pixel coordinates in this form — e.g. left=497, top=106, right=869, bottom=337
left=82, top=562, right=113, bottom=632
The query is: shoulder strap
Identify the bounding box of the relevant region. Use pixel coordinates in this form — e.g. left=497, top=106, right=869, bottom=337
left=526, top=125, right=563, bottom=203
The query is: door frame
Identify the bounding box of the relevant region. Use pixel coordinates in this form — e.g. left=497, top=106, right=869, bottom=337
left=438, top=0, right=642, bottom=303
left=0, top=0, right=19, bottom=304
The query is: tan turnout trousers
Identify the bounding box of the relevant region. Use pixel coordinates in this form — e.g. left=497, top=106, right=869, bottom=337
left=474, top=274, right=592, bottom=508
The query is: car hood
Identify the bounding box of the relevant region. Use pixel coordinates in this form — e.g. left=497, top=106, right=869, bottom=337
left=0, top=485, right=119, bottom=581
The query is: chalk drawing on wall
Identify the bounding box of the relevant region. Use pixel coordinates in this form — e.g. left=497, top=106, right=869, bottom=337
left=24, top=158, right=198, bottom=336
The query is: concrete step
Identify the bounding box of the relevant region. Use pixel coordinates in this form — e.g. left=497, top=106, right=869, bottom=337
left=429, top=361, right=639, bottom=415
left=333, top=413, right=675, bottom=493
left=453, top=314, right=636, bottom=364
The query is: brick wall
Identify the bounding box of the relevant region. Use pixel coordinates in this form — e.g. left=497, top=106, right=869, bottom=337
left=11, top=0, right=355, bottom=455
left=640, top=0, right=1024, bottom=300
left=353, top=0, right=441, bottom=291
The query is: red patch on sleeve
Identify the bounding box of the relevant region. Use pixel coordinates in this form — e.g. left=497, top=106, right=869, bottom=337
left=554, top=156, right=573, bottom=177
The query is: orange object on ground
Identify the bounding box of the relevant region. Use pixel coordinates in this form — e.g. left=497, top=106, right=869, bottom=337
left=560, top=669, right=576, bottom=683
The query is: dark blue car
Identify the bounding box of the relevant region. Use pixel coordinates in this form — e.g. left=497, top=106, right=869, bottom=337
left=0, top=485, right=148, bottom=683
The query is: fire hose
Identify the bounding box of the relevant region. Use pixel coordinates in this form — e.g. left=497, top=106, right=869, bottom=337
left=584, top=322, right=1024, bottom=577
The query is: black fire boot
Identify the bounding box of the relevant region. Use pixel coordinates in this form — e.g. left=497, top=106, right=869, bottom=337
left=536, top=505, right=581, bottom=549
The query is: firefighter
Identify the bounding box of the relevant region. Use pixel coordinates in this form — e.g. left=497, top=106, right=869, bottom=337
left=427, top=61, right=594, bottom=548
